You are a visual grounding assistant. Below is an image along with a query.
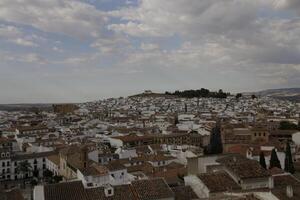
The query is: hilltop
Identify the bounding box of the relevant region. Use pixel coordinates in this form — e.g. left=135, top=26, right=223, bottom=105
left=256, top=88, right=300, bottom=102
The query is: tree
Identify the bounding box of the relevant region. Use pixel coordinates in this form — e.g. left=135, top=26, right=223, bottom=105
left=251, top=94, right=257, bottom=99
left=30, top=179, right=38, bottom=187
left=279, top=121, right=298, bottom=130
left=284, top=142, right=295, bottom=174
left=43, top=169, right=53, bottom=183
left=16, top=161, right=32, bottom=178
left=43, top=169, right=53, bottom=178
left=236, top=93, right=242, bottom=99
left=174, top=115, right=179, bottom=125
left=52, top=175, right=63, bottom=183
left=270, top=149, right=282, bottom=169
left=259, top=151, right=267, bottom=169
left=33, top=169, right=39, bottom=178
left=16, top=160, right=32, bottom=187
left=208, top=122, right=223, bottom=154
left=164, top=88, right=229, bottom=99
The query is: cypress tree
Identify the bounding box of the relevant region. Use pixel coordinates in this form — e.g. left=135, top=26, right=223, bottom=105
left=209, top=122, right=223, bottom=154
left=284, top=141, right=295, bottom=174
left=174, top=115, right=179, bottom=125
left=270, top=149, right=282, bottom=169
left=259, top=151, right=267, bottom=169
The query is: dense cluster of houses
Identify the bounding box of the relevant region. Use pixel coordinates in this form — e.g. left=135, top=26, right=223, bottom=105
left=0, top=91, right=300, bottom=199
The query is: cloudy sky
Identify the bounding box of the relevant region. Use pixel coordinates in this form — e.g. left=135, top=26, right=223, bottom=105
left=0, top=0, right=300, bottom=103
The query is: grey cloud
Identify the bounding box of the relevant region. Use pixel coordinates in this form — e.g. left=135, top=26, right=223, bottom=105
left=1, top=0, right=300, bottom=103
left=0, top=0, right=108, bottom=39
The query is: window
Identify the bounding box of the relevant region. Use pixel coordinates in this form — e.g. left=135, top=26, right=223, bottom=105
left=2, top=162, right=5, bottom=167
left=108, top=189, right=112, bottom=195
left=7, top=168, right=10, bottom=173
left=7, top=161, right=10, bottom=166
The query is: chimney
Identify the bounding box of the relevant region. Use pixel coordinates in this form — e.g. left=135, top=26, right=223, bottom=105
left=104, top=185, right=114, bottom=197
left=286, top=185, right=293, bottom=198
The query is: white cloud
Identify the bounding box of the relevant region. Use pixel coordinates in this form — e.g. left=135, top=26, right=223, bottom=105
left=140, top=43, right=160, bottom=51
left=12, top=38, right=38, bottom=47
left=0, top=52, right=48, bottom=64
left=0, top=25, right=38, bottom=47
left=90, top=37, right=131, bottom=54
left=0, top=0, right=108, bottom=39
left=52, top=46, right=64, bottom=53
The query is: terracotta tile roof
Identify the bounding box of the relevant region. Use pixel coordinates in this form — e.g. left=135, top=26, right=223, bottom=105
left=227, top=145, right=249, bottom=155
left=0, top=137, right=16, bottom=143
left=217, top=155, right=270, bottom=179
left=271, top=130, right=299, bottom=135
left=86, top=185, right=137, bottom=200
left=272, top=185, right=300, bottom=200
left=172, top=186, right=199, bottom=200
left=112, top=134, right=154, bottom=143
left=12, top=151, right=55, bottom=161
left=126, top=162, right=153, bottom=173
left=274, top=174, right=300, bottom=187
left=147, top=154, right=176, bottom=162
left=105, top=161, right=126, bottom=171
left=0, top=189, right=24, bottom=200
left=17, top=125, right=49, bottom=132
left=59, top=145, right=81, bottom=156
left=47, top=154, right=60, bottom=166
left=197, top=171, right=241, bottom=193
left=269, top=167, right=285, bottom=175
left=131, top=178, right=175, bottom=200
left=44, top=181, right=89, bottom=200
left=81, top=163, right=108, bottom=176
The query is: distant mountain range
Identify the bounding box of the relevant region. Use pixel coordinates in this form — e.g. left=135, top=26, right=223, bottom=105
left=256, top=88, right=300, bottom=102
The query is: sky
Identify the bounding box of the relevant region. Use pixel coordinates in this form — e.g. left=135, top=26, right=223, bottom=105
left=0, top=0, right=300, bottom=103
